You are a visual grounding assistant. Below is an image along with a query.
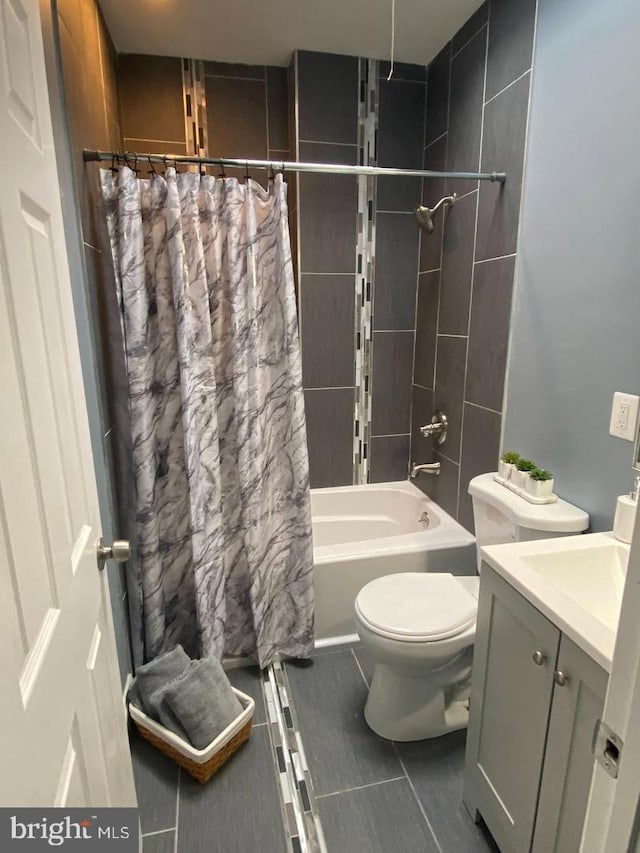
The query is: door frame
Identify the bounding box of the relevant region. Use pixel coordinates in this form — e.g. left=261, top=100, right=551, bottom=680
left=581, top=506, right=640, bottom=851
left=37, top=0, right=133, bottom=687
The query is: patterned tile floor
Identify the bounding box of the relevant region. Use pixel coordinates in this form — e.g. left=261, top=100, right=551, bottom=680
left=130, top=646, right=499, bottom=852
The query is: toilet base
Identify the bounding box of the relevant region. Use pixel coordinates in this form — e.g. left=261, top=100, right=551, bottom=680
left=363, top=661, right=471, bottom=741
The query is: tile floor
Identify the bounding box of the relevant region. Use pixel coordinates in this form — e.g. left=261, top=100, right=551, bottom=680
left=130, top=648, right=498, bottom=852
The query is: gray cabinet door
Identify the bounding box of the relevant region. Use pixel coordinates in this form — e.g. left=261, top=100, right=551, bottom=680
left=532, top=635, right=608, bottom=853
left=464, top=565, right=560, bottom=853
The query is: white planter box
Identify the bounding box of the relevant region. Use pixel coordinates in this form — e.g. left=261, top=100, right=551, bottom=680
left=498, top=461, right=516, bottom=480
left=512, top=470, right=530, bottom=490
left=526, top=477, right=554, bottom=499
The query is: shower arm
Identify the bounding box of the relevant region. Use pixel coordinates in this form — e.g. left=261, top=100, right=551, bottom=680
left=427, top=195, right=457, bottom=216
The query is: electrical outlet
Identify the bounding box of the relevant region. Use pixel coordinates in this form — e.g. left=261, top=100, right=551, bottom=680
left=610, top=392, right=640, bottom=441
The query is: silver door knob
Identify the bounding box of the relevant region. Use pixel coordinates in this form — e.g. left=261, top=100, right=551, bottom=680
left=97, top=537, right=130, bottom=571
left=554, top=670, right=569, bottom=687
left=532, top=650, right=546, bottom=666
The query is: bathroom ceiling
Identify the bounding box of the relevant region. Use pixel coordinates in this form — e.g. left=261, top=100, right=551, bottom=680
left=98, top=0, right=484, bottom=67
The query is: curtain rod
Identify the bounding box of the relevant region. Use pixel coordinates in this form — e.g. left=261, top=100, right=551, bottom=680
left=82, top=149, right=506, bottom=183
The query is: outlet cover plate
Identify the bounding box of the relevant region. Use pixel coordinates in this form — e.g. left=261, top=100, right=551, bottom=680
left=610, top=392, right=640, bottom=441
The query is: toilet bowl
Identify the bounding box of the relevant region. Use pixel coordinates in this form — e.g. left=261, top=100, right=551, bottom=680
left=355, top=573, right=479, bottom=741
left=355, top=472, right=590, bottom=741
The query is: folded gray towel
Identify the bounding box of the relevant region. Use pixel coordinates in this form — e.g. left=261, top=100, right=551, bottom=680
left=130, top=645, right=191, bottom=715
left=156, top=657, right=244, bottom=749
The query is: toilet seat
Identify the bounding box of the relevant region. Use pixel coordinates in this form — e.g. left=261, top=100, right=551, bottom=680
left=355, top=573, right=477, bottom=643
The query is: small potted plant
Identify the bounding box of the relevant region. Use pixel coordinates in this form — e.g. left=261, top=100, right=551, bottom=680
left=513, top=458, right=536, bottom=490
left=499, top=451, right=520, bottom=481
left=527, top=468, right=554, bottom=499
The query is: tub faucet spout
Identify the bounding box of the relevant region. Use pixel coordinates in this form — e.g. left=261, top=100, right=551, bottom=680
left=410, top=462, right=441, bottom=478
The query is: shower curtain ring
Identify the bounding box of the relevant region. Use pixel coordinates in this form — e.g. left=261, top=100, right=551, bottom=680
left=218, top=159, right=226, bottom=179
left=268, top=162, right=276, bottom=183
left=244, top=161, right=250, bottom=183
left=110, top=153, right=118, bottom=174
left=147, top=155, right=157, bottom=178
left=199, top=158, right=206, bottom=177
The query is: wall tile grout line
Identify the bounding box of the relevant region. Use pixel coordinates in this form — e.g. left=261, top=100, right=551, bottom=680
left=451, top=22, right=489, bottom=63
left=499, top=0, right=540, bottom=452
left=371, top=432, right=410, bottom=439
left=298, top=139, right=359, bottom=148
left=474, top=252, right=517, bottom=265
left=456, top=2, right=491, bottom=522
left=465, top=399, right=502, bottom=416
left=304, top=386, right=356, bottom=392
left=484, top=67, right=532, bottom=107
left=123, top=137, right=189, bottom=146
left=424, top=130, right=448, bottom=151
left=436, top=447, right=460, bottom=467
left=203, top=73, right=265, bottom=83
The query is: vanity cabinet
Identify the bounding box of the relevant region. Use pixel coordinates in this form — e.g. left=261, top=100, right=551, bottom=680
left=464, top=564, right=607, bottom=853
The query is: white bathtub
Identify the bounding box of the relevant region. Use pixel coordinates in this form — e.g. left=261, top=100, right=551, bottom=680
left=312, top=480, right=477, bottom=646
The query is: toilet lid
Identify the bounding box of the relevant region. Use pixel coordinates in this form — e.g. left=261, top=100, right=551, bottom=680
left=355, top=573, right=477, bottom=642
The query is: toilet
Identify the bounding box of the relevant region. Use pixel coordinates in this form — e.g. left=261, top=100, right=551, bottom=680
left=355, top=472, right=589, bottom=741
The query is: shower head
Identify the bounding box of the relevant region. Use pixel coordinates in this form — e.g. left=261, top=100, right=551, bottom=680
left=414, top=194, right=457, bottom=233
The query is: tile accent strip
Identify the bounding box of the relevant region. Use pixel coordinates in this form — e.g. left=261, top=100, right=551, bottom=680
left=353, top=58, right=379, bottom=484
left=181, top=59, right=208, bottom=158
left=263, top=663, right=327, bottom=853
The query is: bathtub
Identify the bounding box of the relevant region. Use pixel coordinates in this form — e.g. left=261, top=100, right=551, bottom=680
left=311, top=480, right=476, bottom=646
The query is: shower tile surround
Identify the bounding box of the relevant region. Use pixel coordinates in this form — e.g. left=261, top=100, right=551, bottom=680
left=294, top=53, right=426, bottom=487
left=114, top=49, right=489, bottom=497
left=412, top=0, right=536, bottom=531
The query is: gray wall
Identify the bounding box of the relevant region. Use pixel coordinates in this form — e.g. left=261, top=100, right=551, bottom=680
left=412, top=0, right=536, bottom=531
left=502, top=0, right=640, bottom=531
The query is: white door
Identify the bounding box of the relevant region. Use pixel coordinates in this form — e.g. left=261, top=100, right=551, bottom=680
left=581, top=507, right=640, bottom=852
left=0, top=0, right=136, bottom=807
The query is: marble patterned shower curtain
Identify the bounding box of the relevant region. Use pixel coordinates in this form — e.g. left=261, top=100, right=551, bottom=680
left=101, top=166, right=314, bottom=669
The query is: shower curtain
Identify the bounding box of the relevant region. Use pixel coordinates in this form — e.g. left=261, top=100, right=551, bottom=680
left=100, top=166, right=314, bottom=669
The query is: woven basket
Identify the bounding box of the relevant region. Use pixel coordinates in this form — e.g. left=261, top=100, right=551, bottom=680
left=129, top=687, right=254, bottom=784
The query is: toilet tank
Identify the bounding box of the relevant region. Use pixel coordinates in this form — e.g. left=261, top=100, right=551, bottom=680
left=469, top=473, right=590, bottom=573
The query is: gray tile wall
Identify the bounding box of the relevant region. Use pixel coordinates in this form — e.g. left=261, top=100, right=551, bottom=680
left=294, top=51, right=359, bottom=488
left=294, top=52, right=426, bottom=487
left=411, top=0, right=536, bottom=532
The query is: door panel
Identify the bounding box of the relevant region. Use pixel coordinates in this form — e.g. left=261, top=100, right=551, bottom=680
left=532, top=635, right=608, bottom=853
left=464, top=565, right=560, bottom=853
left=0, top=0, right=135, bottom=807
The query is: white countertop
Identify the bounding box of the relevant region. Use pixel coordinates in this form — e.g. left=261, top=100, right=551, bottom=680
left=481, top=532, right=630, bottom=672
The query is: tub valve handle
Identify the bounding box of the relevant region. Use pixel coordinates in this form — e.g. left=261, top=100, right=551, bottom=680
left=420, top=411, right=448, bottom=445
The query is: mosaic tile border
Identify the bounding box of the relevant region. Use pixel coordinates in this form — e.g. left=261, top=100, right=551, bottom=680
left=263, top=663, right=327, bottom=853
left=353, top=58, right=379, bottom=484
left=181, top=58, right=209, bottom=159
